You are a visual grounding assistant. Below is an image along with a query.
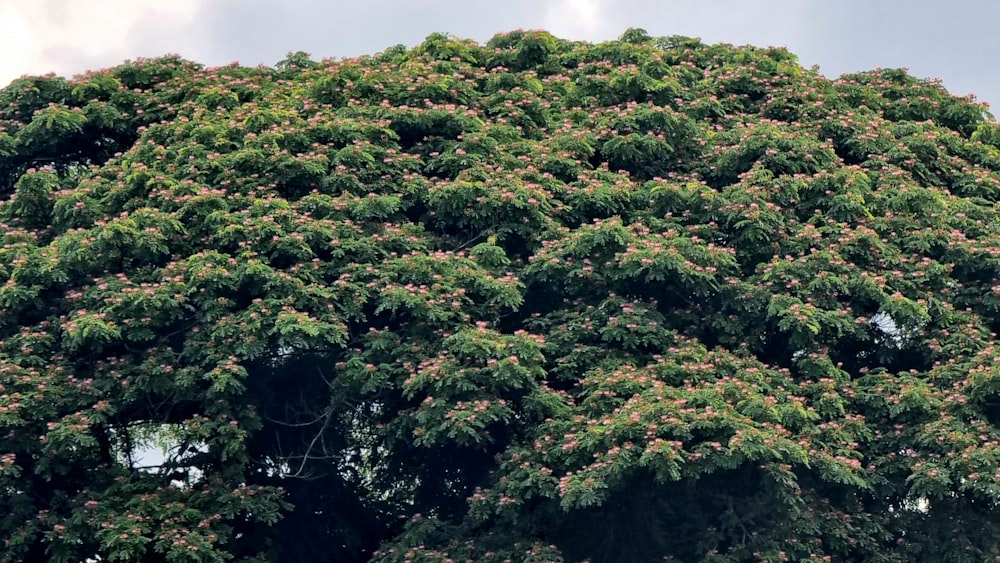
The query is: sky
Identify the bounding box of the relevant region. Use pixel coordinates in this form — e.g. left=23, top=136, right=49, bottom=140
left=0, top=0, right=998, bottom=112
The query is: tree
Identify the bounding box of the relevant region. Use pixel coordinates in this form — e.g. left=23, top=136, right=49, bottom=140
left=2, top=29, right=1000, bottom=562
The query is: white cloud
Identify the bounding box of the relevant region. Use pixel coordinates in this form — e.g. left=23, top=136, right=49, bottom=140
left=0, top=0, right=200, bottom=86
left=544, top=0, right=608, bottom=41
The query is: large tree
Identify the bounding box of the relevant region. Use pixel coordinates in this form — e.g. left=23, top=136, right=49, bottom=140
left=2, top=28, right=1000, bottom=562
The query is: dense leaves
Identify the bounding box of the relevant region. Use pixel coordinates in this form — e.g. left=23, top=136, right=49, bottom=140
left=2, top=29, right=1000, bottom=562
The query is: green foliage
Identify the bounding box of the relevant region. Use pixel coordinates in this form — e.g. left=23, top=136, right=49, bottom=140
left=2, top=27, right=1000, bottom=562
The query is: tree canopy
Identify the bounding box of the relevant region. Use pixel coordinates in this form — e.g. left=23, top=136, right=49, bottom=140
left=3, top=28, right=1000, bottom=562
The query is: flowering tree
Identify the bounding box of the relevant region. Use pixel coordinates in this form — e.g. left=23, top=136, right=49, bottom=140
left=2, top=28, right=1000, bottom=562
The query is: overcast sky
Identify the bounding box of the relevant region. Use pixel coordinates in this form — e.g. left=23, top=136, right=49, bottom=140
left=1, top=0, right=998, bottom=111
